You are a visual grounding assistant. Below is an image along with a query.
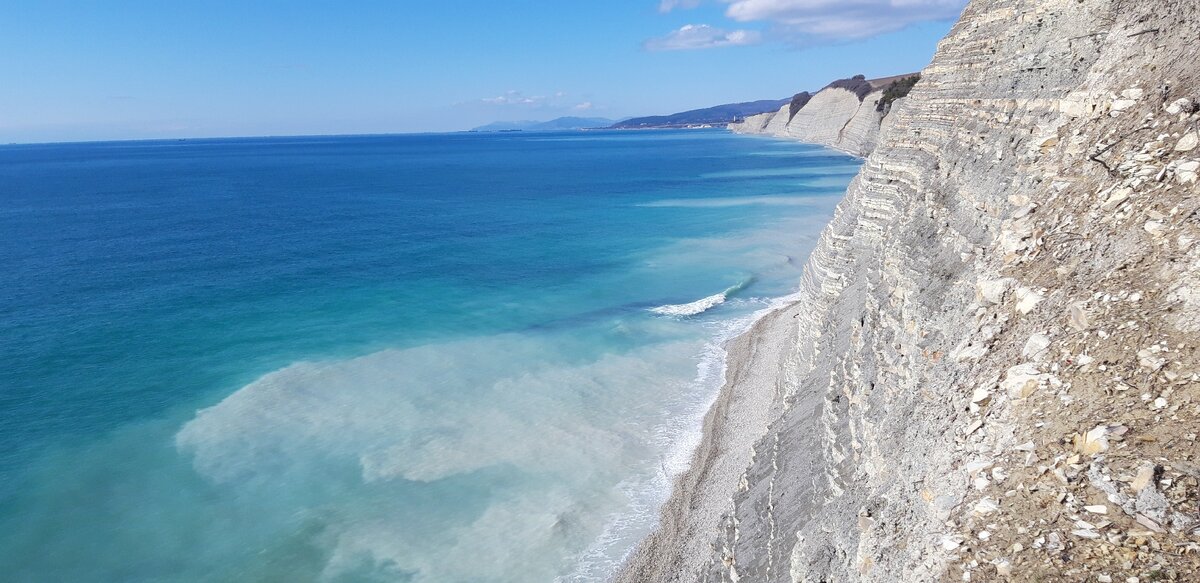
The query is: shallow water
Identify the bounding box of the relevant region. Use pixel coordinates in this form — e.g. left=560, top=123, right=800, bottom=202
left=0, top=130, right=859, bottom=582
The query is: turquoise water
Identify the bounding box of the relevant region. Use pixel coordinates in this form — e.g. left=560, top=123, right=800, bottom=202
left=0, top=130, right=859, bottom=582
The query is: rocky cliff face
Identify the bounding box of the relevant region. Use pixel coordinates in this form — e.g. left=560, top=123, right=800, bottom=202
left=729, top=75, right=913, bottom=157
left=620, top=0, right=1200, bottom=581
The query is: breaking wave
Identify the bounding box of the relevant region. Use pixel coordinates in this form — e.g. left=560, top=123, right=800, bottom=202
left=649, top=278, right=754, bottom=317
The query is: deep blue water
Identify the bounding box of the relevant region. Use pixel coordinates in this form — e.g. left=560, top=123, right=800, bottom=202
left=0, top=130, right=859, bottom=582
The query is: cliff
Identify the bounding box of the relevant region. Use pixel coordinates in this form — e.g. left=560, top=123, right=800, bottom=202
left=729, top=74, right=916, bottom=157
left=620, top=0, right=1200, bottom=581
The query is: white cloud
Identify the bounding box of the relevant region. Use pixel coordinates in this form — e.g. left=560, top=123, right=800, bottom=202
left=723, top=0, right=967, bottom=40
left=465, top=91, right=605, bottom=114
left=644, top=24, right=762, bottom=51
left=480, top=90, right=547, bottom=106
left=658, top=0, right=702, bottom=12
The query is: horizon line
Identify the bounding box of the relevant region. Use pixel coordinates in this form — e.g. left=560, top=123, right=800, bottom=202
left=0, top=126, right=697, bottom=148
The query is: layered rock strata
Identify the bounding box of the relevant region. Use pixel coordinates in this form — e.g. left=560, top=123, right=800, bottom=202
left=620, top=0, right=1200, bottom=581
left=729, top=75, right=913, bottom=157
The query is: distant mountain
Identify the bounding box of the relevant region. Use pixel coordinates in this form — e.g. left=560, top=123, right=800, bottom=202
left=610, top=99, right=789, bottom=129
left=471, top=120, right=538, bottom=132
left=470, top=117, right=616, bottom=132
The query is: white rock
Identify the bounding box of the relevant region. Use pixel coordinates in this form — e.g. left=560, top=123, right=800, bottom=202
left=1132, top=464, right=1156, bottom=493
left=999, top=220, right=1034, bottom=256
left=1075, top=425, right=1110, bottom=455
left=966, top=460, right=993, bottom=476
left=971, top=388, right=991, bottom=404
left=1068, top=302, right=1090, bottom=331
left=994, top=558, right=1012, bottom=576
left=1060, top=99, right=1088, bottom=117
left=1166, top=98, right=1193, bottom=115
left=977, top=278, right=1014, bottom=304
left=972, top=498, right=1000, bottom=516
left=1072, top=529, right=1101, bottom=539
left=1152, top=397, right=1168, bottom=410
left=1122, top=88, right=1145, bottom=100
left=1085, top=505, right=1108, bottom=515
left=1112, top=99, right=1137, bottom=112
left=1048, top=532, right=1062, bottom=549
left=951, top=341, right=990, bottom=362
left=1015, top=287, right=1044, bottom=315
left=1138, top=349, right=1166, bottom=370
left=1022, top=333, right=1052, bottom=361
left=1176, top=132, right=1199, bottom=152
left=1137, top=514, right=1165, bottom=533
left=1144, top=220, right=1166, bottom=237
left=1001, top=363, right=1042, bottom=399
left=1101, top=187, right=1131, bottom=211
left=942, top=534, right=965, bottom=551
left=1177, top=160, right=1200, bottom=184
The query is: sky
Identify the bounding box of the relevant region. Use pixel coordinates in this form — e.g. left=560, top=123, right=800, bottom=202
left=0, top=0, right=969, bottom=143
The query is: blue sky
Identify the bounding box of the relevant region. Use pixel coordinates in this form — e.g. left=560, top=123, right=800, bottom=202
left=0, top=1, right=967, bottom=143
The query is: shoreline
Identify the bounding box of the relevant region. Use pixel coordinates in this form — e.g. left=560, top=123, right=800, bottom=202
left=610, top=128, right=858, bottom=582
left=727, top=128, right=868, bottom=160
left=614, top=290, right=809, bottom=582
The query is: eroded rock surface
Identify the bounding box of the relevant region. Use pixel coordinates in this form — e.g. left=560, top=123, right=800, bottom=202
left=619, top=0, right=1200, bottom=581
left=729, top=75, right=914, bottom=157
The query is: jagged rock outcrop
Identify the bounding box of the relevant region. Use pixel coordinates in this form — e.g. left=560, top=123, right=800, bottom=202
left=620, top=0, right=1200, bottom=581
left=729, top=75, right=915, bottom=157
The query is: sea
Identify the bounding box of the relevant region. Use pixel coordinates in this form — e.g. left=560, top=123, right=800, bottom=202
left=0, top=130, right=860, bottom=582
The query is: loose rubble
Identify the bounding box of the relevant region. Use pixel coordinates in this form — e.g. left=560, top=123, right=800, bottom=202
left=946, top=72, right=1200, bottom=582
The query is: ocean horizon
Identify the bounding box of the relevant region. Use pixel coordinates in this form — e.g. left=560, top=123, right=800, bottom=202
left=0, top=129, right=859, bottom=581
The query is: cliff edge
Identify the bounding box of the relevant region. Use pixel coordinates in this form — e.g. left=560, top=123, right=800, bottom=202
left=620, top=0, right=1200, bottom=581
left=729, top=74, right=917, bottom=157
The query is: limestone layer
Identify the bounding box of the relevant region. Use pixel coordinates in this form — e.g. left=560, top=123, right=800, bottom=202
left=729, top=76, right=908, bottom=157
left=619, top=0, right=1200, bottom=581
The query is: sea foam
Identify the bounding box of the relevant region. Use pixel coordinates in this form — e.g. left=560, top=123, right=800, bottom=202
left=174, top=331, right=705, bottom=581
left=570, top=289, right=806, bottom=580
left=648, top=278, right=753, bottom=317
